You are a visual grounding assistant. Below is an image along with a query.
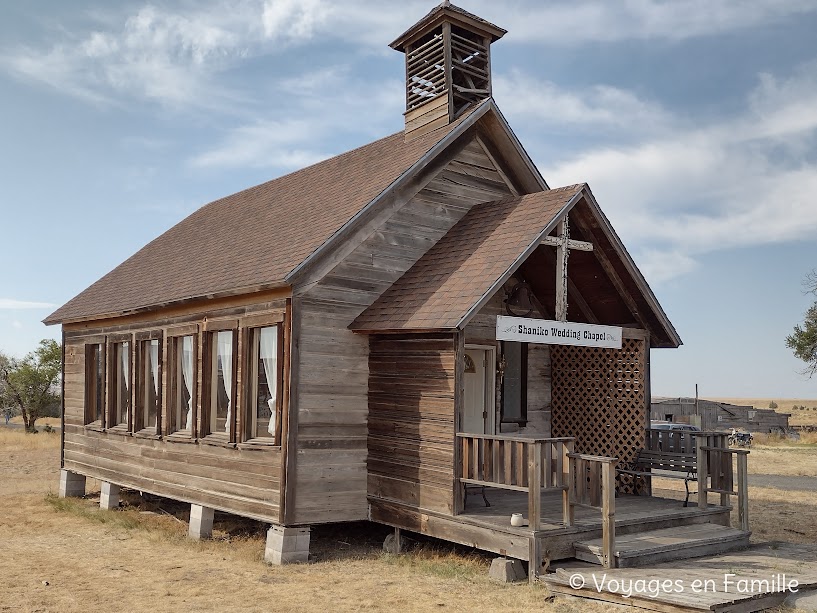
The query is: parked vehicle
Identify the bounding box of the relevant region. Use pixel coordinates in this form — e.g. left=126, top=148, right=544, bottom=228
left=649, top=422, right=701, bottom=452
left=728, top=428, right=753, bottom=447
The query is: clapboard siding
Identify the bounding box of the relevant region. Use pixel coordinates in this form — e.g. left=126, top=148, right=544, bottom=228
left=367, top=336, right=457, bottom=515
left=290, top=136, right=515, bottom=524
left=60, top=294, right=289, bottom=523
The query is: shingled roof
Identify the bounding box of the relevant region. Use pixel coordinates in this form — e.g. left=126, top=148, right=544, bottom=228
left=44, top=106, right=482, bottom=325
left=389, top=1, right=507, bottom=50
left=351, top=185, right=585, bottom=332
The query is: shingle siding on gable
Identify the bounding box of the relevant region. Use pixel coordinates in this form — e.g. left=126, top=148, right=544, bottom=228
left=288, top=136, right=519, bottom=524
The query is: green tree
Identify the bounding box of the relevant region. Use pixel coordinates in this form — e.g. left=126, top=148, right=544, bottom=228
left=0, top=339, right=61, bottom=433
left=787, top=270, right=817, bottom=378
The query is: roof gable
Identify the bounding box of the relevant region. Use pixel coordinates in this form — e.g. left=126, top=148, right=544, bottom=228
left=351, top=184, right=682, bottom=348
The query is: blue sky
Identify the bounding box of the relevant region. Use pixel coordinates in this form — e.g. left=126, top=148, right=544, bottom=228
left=1, top=0, right=816, bottom=398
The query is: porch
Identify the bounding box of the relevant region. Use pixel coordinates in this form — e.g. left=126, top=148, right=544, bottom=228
left=449, top=430, right=750, bottom=579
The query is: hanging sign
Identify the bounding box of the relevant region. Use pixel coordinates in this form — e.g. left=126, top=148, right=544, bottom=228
left=496, top=315, right=622, bottom=349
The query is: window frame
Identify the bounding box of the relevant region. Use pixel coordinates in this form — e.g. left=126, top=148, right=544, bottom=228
left=242, top=322, right=284, bottom=446
left=83, top=339, right=107, bottom=428
left=107, top=334, right=133, bottom=434
left=165, top=326, right=198, bottom=441
left=202, top=321, right=239, bottom=444
left=134, top=330, right=163, bottom=437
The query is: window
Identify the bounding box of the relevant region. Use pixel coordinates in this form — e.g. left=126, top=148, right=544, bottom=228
left=168, top=334, right=196, bottom=435
left=84, top=343, right=105, bottom=426
left=245, top=325, right=282, bottom=443
left=206, top=329, right=236, bottom=438
left=501, top=341, right=527, bottom=424
left=109, top=341, right=131, bottom=429
left=136, top=337, right=161, bottom=433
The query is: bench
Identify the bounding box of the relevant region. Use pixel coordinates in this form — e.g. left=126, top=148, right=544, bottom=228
left=617, top=449, right=697, bottom=506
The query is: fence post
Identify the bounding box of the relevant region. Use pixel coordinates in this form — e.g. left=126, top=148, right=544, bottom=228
left=562, top=440, right=574, bottom=527
left=528, top=441, right=542, bottom=531
left=601, top=461, right=616, bottom=569
left=697, top=442, right=708, bottom=509
left=737, top=451, right=749, bottom=532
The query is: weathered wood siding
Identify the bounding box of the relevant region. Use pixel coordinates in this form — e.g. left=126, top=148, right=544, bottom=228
left=291, top=136, right=515, bottom=524
left=61, top=292, right=288, bottom=524
left=368, top=336, right=457, bottom=515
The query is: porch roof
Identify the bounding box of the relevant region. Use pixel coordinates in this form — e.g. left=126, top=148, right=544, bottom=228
left=350, top=184, right=583, bottom=332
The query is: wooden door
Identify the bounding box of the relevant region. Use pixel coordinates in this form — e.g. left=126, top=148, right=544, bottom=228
left=462, top=348, right=487, bottom=434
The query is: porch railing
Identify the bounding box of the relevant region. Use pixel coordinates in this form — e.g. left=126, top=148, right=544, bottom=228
left=568, top=453, right=618, bottom=569
left=456, top=434, right=575, bottom=530
left=698, top=445, right=750, bottom=531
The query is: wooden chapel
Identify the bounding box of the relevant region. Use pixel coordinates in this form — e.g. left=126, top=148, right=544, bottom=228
left=48, top=2, right=751, bottom=579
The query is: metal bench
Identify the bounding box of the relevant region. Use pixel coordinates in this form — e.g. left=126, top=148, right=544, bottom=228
left=617, top=449, right=697, bottom=506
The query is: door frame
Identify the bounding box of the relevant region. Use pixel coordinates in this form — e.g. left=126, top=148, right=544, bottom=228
left=464, top=344, right=496, bottom=435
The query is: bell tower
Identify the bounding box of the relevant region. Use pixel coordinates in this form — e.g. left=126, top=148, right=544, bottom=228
left=390, top=1, right=506, bottom=140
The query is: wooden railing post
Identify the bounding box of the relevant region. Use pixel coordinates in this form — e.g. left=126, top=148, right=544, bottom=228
left=528, top=441, right=542, bottom=531
left=562, top=440, right=574, bottom=527
left=736, top=450, right=749, bottom=532
left=601, top=461, right=616, bottom=569
left=697, top=439, right=708, bottom=509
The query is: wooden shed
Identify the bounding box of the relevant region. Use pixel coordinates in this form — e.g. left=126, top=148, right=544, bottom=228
left=652, top=398, right=791, bottom=433
left=47, top=2, right=752, bottom=579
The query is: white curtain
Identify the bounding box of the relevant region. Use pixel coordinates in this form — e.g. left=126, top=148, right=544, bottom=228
left=120, top=343, right=130, bottom=424
left=181, top=336, right=193, bottom=431
left=149, top=340, right=159, bottom=427
left=218, top=331, right=233, bottom=434
left=121, top=343, right=130, bottom=392
left=259, top=327, right=278, bottom=436
left=150, top=340, right=159, bottom=393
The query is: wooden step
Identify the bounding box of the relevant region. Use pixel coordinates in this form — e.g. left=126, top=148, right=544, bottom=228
left=574, top=523, right=750, bottom=568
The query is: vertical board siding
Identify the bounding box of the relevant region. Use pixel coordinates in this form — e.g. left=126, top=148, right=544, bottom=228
left=291, top=136, right=516, bottom=524
left=367, top=336, right=457, bottom=515
left=60, top=298, right=287, bottom=523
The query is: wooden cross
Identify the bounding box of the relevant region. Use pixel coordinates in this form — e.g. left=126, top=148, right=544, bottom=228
left=541, top=217, right=593, bottom=321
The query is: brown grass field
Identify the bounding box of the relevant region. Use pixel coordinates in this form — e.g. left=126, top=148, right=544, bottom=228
left=1, top=427, right=815, bottom=612
left=710, top=397, right=817, bottom=426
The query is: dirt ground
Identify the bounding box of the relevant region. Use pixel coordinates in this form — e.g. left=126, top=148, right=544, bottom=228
left=1, top=428, right=815, bottom=613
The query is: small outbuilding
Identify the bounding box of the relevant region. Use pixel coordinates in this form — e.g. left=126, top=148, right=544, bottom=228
left=652, top=397, right=791, bottom=433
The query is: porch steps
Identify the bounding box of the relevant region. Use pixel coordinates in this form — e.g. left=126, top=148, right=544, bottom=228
left=574, top=523, right=750, bottom=568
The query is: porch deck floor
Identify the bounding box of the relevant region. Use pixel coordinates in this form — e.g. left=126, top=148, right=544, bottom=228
left=458, top=488, right=727, bottom=536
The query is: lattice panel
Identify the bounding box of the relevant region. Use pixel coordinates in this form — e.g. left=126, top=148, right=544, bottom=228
left=550, top=338, right=647, bottom=494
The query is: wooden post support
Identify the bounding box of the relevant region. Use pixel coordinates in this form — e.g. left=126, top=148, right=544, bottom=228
left=394, top=527, right=402, bottom=554
left=697, top=441, right=708, bottom=509
left=528, top=536, right=543, bottom=584
left=601, top=461, right=616, bottom=569
left=562, top=440, right=574, bottom=527
left=528, top=442, right=542, bottom=532
left=736, top=451, right=749, bottom=532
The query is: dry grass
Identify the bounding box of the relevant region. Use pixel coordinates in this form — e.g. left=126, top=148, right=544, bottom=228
left=0, top=431, right=617, bottom=613
left=709, top=397, right=817, bottom=426
left=0, top=427, right=61, bottom=451
left=5, top=415, right=61, bottom=428
left=3, top=428, right=815, bottom=612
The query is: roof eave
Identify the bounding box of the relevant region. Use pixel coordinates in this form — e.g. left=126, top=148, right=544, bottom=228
left=44, top=281, right=291, bottom=327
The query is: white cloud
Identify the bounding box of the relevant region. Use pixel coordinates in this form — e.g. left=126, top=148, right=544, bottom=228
left=495, top=70, right=671, bottom=132
left=0, top=299, right=55, bottom=309
left=490, top=0, right=817, bottom=44
left=541, top=63, right=817, bottom=284
left=6, top=0, right=815, bottom=111
left=189, top=70, right=404, bottom=171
